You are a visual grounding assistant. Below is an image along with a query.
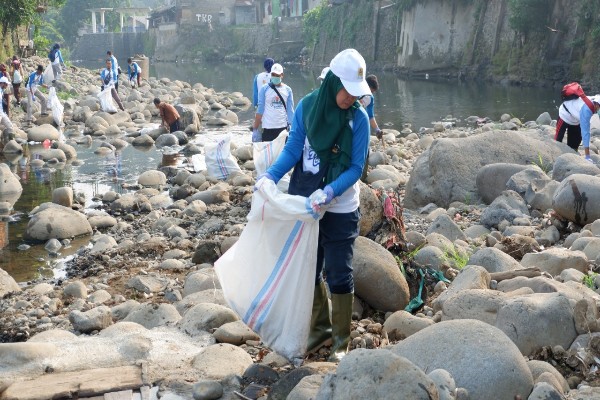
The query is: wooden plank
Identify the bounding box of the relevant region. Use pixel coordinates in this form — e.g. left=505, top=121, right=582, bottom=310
left=104, top=390, right=133, bottom=400
left=1, top=366, right=142, bottom=400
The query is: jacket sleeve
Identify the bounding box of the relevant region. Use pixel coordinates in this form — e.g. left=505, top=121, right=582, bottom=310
left=267, top=100, right=306, bottom=182
left=257, top=85, right=267, bottom=115
left=58, top=51, right=64, bottom=64
left=580, top=106, right=594, bottom=148
left=252, top=75, right=259, bottom=107
left=286, top=88, right=295, bottom=124
left=328, top=107, right=370, bottom=196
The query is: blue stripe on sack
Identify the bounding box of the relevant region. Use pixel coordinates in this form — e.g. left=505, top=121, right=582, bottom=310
left=254, top=294, right=275, bottom=331
left=243, top=220, right=303, bottom=323
left=305, top=198, right=321, bottom=220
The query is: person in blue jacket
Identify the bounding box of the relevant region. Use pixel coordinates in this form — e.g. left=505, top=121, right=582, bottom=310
left=49, top=43, right=66, bottom=82
left=25, top=65, right=49, bottom=122
left=100, top=58, right=125, bottom=112
left=579, top=95, right=600, bottom=162
left=259, top=49, right=371, bottom=362
left=253, top=58, right=274, bottom=108
left=127, top=58, right=142, bottom=88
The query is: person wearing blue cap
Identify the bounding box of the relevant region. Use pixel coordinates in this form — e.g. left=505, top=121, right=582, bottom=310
left=253, top=58, right=274, bottom=108
left=49, top=43, right=66, bottom=82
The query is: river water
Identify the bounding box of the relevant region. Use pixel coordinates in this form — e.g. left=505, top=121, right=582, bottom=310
left=0, top=61, right=560, bottom=282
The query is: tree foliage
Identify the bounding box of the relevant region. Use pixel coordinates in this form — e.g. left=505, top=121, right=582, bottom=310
left=508, top=0, right=551, bottom=36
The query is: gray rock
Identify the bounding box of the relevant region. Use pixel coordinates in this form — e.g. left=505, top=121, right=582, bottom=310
left=132, top=134, right=154, bottom=146
left=527, top=382, right=563, bottom=400
left=315, top=349, right=439, bottom=399
left=27, top=124, right=60, bottom=142
left=126, top=275, right=169, bottom=293
left=287, top=375, right=325, bottom=400
left=183, top=200, right=208, bottom=217
left=123, top=303, right=181, bottom=329
left=90, top=234, right=117, bottom=254
left=432, top=266, right=490, bottom=312
left=527, top=360, right=569, bottom=394
left=414, top=245, right=447, bottom=271
left=428, top=369, right=457, bottom=400
left=183, top=269, right=221, bottom=297
left=467, top=247, right=522, bottom=273
left=495, top=293, right=577, bottom=355
left=463, top=224, right=490, bottom=239
left=192, top=343, right=253, bottom=379
left=405, top=130, right=572, bottom=208
left=525, top=179, right=560, bottom=212
left=553, top=174, right=600, bottom=225
left=392, top=320, right=534, bottom=400
left=155, top=133, right=179, bottom=148
left=88, top=289, right=111, bottom=304
left=536, top=112, right=552, bottom=126
left=88, top=214, right=118, bottom=229
left=476, top=163, right=531, bottom=204
left=352, top=237, right=410, bottom=312
left=175, top=289, right=227, bottom=315
left=521, top=248, right=589, bottom=276
left=213, top=320, right=260, bottom=345
left=0, top=268, right=21, bottom=298
left=111, top=300, right=140, bottom=321
left=358, top=181, right=384, bottom=236
left=441, top=288, right=506, bottom=325
left=480, top=190, right=530, bottom=229
left=534, top=226, right=560, bottom=247
left=560, top=268, right=586, bottom=283
left=506, top=167, right=549, bottom=197
left=25, top=203, right=92, bottom=241
left=573, top=298, right=600, bottom=334
left=63, top=281, right=87, bottom=299
left=178, top=303, right=239, bottom=337
left=383, top=310, right=435, bottom=340
left=159, top=259, right=185, bottom=271
left=552, top=153, right=600, bottom=182
left=69, top=306, right=112, bottom=333
left=192, top=240, right=221, bottom=264
left=138, top=170, right=167, bottom=188
left=0, top=163, right=23, bottom=198
left=192, top=380, right=223, bottom=400
left=426, top=214, right=467, bottom=241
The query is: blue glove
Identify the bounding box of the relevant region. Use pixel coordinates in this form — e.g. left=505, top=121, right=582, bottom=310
left=254, top=172, right=274, bottom=191
left=323, top=185, right=335, bottom=205
left=585, top=155, right=593, bottom=163
left=252, top=128, right=261, bottom=142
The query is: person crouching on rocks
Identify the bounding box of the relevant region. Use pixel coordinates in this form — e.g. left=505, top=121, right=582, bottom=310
left=154, top=98, right=181, bottom=133
left=259, top=49, right=371, bottom=362
left=100, top=59, right=125, bottom=112
left=25, top=65, right=49, bottom=122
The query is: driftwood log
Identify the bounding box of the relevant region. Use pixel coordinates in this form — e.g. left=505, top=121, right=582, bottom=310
left=489, top=267, right=541, bottom=282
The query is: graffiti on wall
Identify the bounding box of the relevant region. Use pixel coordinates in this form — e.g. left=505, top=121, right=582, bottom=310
left=196, top=14, right=213, bottom=23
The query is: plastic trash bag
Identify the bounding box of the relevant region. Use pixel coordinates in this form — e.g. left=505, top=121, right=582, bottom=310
left=205, top=134, right=241, bottom=180
left=43, top=63, right=54, bottom=84
left=253, top=131, right=289, bottom=192
left=47, top=87, right=64, bottom=127
left=97, top=86, right=118, bottom=113
left=215, top=179, right=325, bottom=362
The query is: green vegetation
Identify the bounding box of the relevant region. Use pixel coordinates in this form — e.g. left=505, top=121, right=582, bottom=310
left=442, top=247, right=470, bottom=270
left=582, top=273, right=598, bottom=289
left=302, top=0, right=327, bottom=47
left=508, top=0, right=551, bottom=36
left=531, top=153, right=552, bottom=174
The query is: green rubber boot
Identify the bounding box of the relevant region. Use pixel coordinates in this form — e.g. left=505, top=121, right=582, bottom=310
left=328, top=293, right=354, bottom=362
left=306, top=282, right=332, bottom=353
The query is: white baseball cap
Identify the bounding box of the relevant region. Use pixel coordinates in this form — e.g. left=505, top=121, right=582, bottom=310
left=271, top=63, right=284, bottom=75
left=0, top=77, right=8, bottom=84
left=318, top=67, right=330, bottom=80
left=590, top=95, right=600, bottom=105
left=329, top=49, right=370, bottom=97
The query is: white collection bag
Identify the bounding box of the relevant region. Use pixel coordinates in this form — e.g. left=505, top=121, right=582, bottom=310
left=47, top=87, right=64, bottom=127
left=215, top=179, right=324, bottom=361
left=253, top=132, right=290, bottom=192
left=205, top=135, right=241, bottom=180
left=42, top=63, right=53, bottom=84
left=97, top=86, right=117, bottom=113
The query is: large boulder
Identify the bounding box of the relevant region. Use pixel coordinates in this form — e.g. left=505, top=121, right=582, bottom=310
left=352, top=237, right=410, bottom=312
left=138, top=170, right=167, bottom=188
left=358, top=182, right=383, bottom=236
left=525, top=179, right=560, bottom=212
left=476, top=163, right=532, bottom=204
left=0, top=268, right=21, bottom=298
left=315, top=349, right=439, bottom=399
left=432, top=265, right=490, bottom=312
left=552, top=153, right=600, bottom=182
left=506, top=166, right=549, bottom=198
left=27, top=124, right=60, bottom=142
left=426, top=214, right=467, bottom=242
left=0, top=163, right=23, bottom=199
left=521, top=248, right=589, bottom=276
left=25, top=203, right=92, bottom=241
left=480, top=190, right=530, bottom=228
left=175, top=104, right=201, bottom=132
left=392, top=320, right=534, bottom=400
left=553, top=174, right=600, bottom=225
left=405, top=130, right=573, bottom=208
left=123, top=303, right=181, bottom=329
left=192, top=343, right=253, bottom=379
left=467, top=247, right=522, bottom=273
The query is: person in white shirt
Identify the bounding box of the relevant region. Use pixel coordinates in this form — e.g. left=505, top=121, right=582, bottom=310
left=49, top=43, right=66, bottom=82
left=251, top=63, right=294, bottom=142
left=25, top=65, right=49, bottom=122
left=100, top=58, right=125, bottom=112
left=555, top=94, right=600, bottom=161
left=0, top=76, right=14, bottom=143
left=253, top=58, right=274, bottom=108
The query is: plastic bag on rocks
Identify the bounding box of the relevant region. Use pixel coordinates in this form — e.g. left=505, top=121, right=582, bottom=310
left=97, top=86, right=117, bottom=113
left=47, top=87, right=64, bottom=127
left=43, top=63, right=54, bottom=84
left=253, top=131, right=290, bottom=192
left=215, top=179, right=325, bottom=362
left=205, top=134, right=241, bottom=180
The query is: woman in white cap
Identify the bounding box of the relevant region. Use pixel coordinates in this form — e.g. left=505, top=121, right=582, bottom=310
left=259, top=48, right=371, bottom=361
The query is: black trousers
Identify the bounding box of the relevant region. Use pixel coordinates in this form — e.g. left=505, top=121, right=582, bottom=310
left=169, top=119, right=181, bottom=133
left=555, top=117, right=581, bottom=150
left=262, top=127, right=287, bottom=142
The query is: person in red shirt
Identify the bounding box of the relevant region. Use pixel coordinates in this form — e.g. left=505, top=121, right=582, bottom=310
left=153, top=98, right=181, bottom=132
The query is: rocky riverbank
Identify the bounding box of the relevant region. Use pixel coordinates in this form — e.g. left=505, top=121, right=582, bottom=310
left=1, top=57, right=600, bottom=399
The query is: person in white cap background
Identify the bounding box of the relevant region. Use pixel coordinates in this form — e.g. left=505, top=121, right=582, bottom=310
left=258, top=48, right=371, bottom=361
left=253, top=57, right=274, bottom=108
left=252, top=62, right=294, bottom=142
left=0, top=76, right=14, bottom=145
left=555, top=93, right=600, bottom=161
left=317, top=66, right=330, bottom=84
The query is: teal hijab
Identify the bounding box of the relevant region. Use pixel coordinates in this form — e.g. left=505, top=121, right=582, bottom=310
left=303, top=70, right=358, bottom=184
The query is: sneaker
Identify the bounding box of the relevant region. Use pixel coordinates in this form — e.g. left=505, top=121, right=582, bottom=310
left=40, top=112, right=49, bottom=116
